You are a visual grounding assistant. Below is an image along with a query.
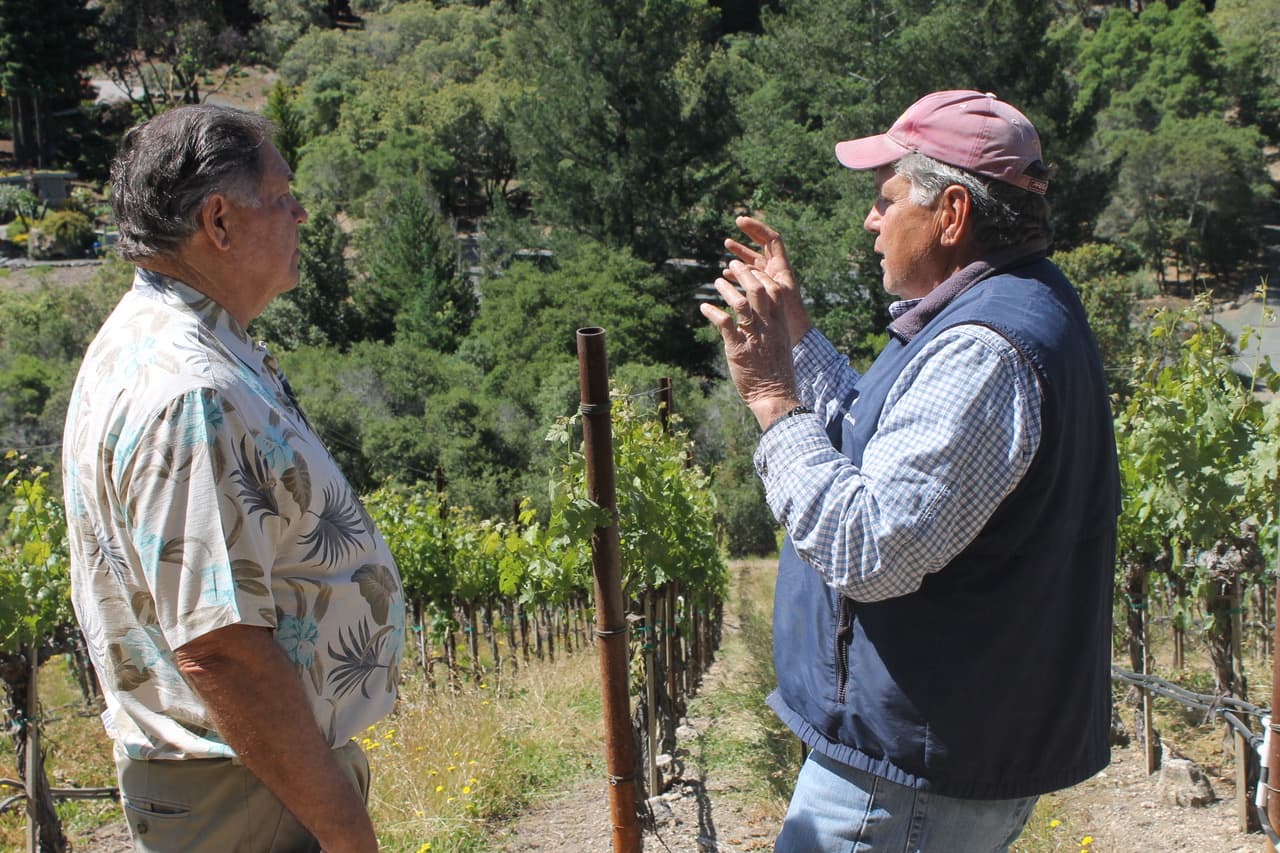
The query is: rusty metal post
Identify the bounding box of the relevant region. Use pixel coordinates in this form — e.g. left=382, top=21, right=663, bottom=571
left=577, top=327, right=642, bottom=853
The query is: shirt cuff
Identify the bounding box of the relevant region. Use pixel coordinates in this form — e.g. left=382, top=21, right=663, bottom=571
left=753, top=411, right=828, bottom=482
left=793, top=327, right=840, bottom=376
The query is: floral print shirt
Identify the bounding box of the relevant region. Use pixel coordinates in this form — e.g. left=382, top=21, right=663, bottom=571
left=63, top=270, right=404, bottom=760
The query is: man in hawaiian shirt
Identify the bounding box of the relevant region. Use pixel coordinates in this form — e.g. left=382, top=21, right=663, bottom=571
left=63, top=105, right=404, bottom=853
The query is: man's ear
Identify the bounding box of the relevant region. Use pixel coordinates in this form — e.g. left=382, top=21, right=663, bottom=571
left=199, top=193, right=233, bottom=251
left=937, top=184, right=973, bottom=248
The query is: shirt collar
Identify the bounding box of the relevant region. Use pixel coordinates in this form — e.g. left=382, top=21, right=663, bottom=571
left=888, top=298, right=923, bottom=320
left=133, top=268, right=272, bottom=375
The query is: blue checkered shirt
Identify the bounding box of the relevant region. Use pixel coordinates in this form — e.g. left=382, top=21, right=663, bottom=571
left=754, top=306, right=1043, bottom=602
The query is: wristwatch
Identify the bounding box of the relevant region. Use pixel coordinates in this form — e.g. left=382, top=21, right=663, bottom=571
left=766, top=404, right=813, bottom=432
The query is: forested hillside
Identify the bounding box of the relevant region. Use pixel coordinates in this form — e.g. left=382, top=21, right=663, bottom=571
left=1, top=0, right=1278, bottom=549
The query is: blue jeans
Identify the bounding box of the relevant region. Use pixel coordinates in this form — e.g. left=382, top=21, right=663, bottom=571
left=775, top=751, right=1038, bottom=853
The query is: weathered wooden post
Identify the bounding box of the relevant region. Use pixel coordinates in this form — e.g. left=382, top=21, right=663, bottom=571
left=656, top=377, right=678, bottom=742
left=644, top=592, right=660, bottom=795
left=577, top=327, right=642, bottom=853
left=26, top=643, right=38, bottom=853
left=1268, top=546, right=1280, bottom=844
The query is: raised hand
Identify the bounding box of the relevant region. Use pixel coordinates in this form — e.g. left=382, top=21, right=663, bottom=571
left=700, top=260, right=801, bottom=431
left=722, top=216, right=812, bottom=347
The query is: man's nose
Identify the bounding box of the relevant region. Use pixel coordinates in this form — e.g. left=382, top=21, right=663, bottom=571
left=863, top=207, right=879, bottom=234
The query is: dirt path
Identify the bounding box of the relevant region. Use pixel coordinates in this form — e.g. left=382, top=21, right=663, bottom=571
left=488, top=610, right=779, bottom=852
left=1035, top=738, right=1261, bottom=852
left=484, top=706, right=1268, bottom=853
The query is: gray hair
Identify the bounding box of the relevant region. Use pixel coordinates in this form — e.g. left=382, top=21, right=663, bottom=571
left=109, top=105, right=275, bottom=261
left=893, top=152, right=1054, bottom=252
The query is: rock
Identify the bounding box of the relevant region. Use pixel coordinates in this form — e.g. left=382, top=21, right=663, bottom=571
left=1110, top=705, right=1131, bottom=747
left=645, top=796, right=675, bottom=826
left=656, top=753, right=683, bottom=788
left=1156, top=756, right=1217, bottom=807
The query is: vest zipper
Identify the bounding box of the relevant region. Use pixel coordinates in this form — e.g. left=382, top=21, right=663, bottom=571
left=836, top=596, right=853, bottom=704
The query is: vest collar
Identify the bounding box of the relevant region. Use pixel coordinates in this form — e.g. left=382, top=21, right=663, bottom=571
left=887, top=239, right=1049, bottom=343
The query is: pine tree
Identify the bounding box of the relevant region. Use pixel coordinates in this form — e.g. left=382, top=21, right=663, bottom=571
left=0, top=0, right=99, bottom=167
left=361, top=188, right=475, bottom=353
left=508, top=0, right=738, bottom=263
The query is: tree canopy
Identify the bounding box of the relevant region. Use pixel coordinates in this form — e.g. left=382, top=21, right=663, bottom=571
left=2, top=0, right=1278, bottom=554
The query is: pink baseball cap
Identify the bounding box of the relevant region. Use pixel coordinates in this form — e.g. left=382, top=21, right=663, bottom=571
left=835, top=90, right=1049, bottom=194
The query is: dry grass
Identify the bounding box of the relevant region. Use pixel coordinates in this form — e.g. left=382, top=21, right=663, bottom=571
left=0, top=645, right=607, bottom=852
left=684, top=558, right=797, bottom=822
left=367, top=650, right=604, bottom=852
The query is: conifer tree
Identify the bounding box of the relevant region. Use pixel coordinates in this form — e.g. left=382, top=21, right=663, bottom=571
left=0, top=0, right=99, bottom=166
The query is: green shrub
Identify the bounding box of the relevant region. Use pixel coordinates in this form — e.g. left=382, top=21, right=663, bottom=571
left=28, top=211, right=95, bottom=259
left=61, top=187, right=100, bottom=219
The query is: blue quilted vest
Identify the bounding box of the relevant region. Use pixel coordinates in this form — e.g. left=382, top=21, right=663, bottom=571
left=767, top=258, right=1120, bottom=800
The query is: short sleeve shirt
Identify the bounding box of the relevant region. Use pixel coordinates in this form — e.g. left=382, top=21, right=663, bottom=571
left=63, top=270, right=405, bottom=760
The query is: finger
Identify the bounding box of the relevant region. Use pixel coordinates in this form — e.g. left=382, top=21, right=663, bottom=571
left=724, top=237, right=763, bottom=268
left=719, top=261, right=767, bottom=287
left=766, top=236, right=792, bottom=272
left=699, top=301, right=741, bottom=341
left=735, top=215, right=781, bottom=247
left=730, top=262, right=776, bottom=316
left=712, top=275, right=751, bottom=317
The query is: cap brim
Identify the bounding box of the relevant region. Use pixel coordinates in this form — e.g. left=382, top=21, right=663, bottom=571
left=834, top=134, right=910, bottom=171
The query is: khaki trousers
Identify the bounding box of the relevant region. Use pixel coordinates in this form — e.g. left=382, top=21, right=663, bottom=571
left=114, top=741, right=370, bottom=853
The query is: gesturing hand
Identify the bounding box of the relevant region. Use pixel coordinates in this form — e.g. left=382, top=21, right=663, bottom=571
left=722, top=216, right=812, bottom=347
left=700, top=260, right=802, bottom=431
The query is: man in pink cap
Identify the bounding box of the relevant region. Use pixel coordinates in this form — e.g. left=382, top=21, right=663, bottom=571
left=702, top=91, right=1119, bottom=851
